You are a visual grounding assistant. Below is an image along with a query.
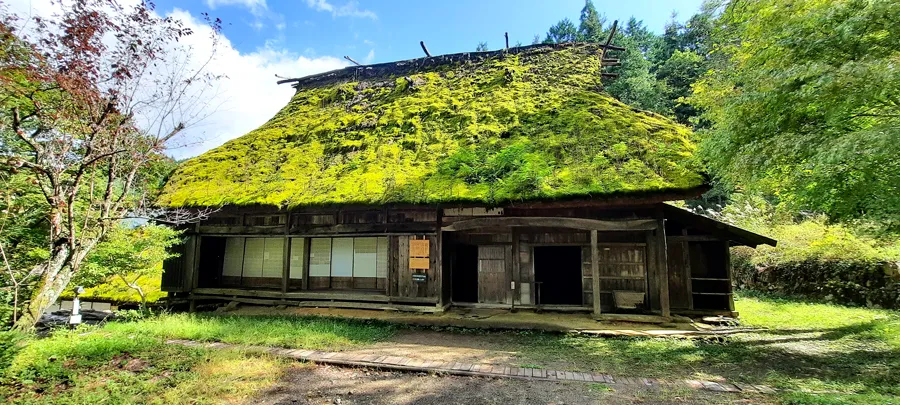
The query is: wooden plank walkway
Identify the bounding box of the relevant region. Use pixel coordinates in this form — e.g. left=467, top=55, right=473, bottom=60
left=166, top=339, right=776, bottom=395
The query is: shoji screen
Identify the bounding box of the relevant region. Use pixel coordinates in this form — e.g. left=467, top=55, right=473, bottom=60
left=309, top=238, right=332, bottom=277
left=242, top=238, right=265, bottom=278
left=352, top=237, right=378, bottom=278
left=222, top=237, right=245, bottom=278
left=289, top=238, right=306, bottom=280
left=330, top=238, right=354, bottom=277
left=261, top=238, right=284, bottom=279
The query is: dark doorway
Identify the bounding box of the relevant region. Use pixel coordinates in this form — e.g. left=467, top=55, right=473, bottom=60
left=452, top=244, right=479, bottom=303
left=198, top=237, right=226, bottom=288
left=534, top=246, right=583, bottom=305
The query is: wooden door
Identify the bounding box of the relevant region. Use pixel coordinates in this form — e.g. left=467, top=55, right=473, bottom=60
left=667, top=242, right=692, bottom=309
left=477, top=245, right=509, bottom=304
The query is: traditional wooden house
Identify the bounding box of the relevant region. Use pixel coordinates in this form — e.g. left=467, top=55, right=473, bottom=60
left=159, top=43, right=774, bottom=319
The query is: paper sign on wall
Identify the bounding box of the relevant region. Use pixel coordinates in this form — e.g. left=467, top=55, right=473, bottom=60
left=409, top=257, right=430, bottom=270
left=409, top=240, right=429, bottom=258
left=408, top=239, right=430, bottom=270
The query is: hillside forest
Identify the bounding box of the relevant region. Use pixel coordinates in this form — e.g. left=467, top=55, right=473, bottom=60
left=1, top=0, right=899, bottom=328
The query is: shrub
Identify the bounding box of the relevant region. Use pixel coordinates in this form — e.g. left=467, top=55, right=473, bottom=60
left=731, top=219, right=900, bottom=309
left=695, top=195, right=900, bottom=308
left=0, top=330, right=27, bottom=375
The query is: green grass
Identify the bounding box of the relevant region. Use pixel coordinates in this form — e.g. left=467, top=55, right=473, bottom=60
left=1, top=293, right=896, bottom=404
left=105, top=312, right=397, bottom=350
left=0, top=326, right=289, bottom=404
left=491, top=292, right=898, bottom=404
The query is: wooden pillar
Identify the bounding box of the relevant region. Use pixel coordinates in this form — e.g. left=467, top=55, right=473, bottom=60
left=301, top=237, right=310, bottom=290
left=655, top=209, right=670, bottom=318
left=511, top=228, right=520, bottom=307
left=724, top=241, right=735, bottom=312
left=281, top=233, right=290, bottom=294
left=591, top=230, right=601, bottom=317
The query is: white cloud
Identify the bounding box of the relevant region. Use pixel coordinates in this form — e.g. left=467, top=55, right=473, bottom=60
left=363, top=49, right=375, bottom=64
left=5, top=1, right=348, bottom=158
left=161, top=9, right=348, bottom=158
left=206, top=0, right=267, bottom=14
left=305, top=0, right=377, bottom=20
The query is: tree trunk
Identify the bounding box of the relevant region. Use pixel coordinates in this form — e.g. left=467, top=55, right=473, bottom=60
left=14, top=245, right=73, bottom=330
left=121, top=275, right=148, bottom=313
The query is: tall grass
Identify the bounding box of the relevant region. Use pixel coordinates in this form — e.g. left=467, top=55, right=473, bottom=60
left=105, top=313, right=397, bottom=350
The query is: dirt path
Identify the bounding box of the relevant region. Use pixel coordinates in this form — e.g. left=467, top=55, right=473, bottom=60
left=341, top=329, right=524, bottom=368
left=250, top=364, right=754, bottom=405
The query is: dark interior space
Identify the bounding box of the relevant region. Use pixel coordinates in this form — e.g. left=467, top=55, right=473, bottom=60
left=197, top=237, right=226, bottom=287
left=534, top=246, right=583, bottom=305
left=452, top=244, right=479, bottom=303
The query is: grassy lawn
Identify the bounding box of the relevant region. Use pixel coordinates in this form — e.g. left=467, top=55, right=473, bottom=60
left=500, top=293, right=899, bottom=404
left=1, top=293, right=897, bottom=404
left=0, top=328, right=291, bottom=404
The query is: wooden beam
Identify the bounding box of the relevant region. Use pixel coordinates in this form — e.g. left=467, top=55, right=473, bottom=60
left=420, top=41, right=432, bottom=57
left=442, top=217, right=657, bottom=232
left=591, top=230, right=601, bottom=317
left=343, top=55, right=361, bottom=66
left=600, top=19, right=620, bottom=80
left=504, top=32, right=509, bottom=50
left=655, top=209, right=670, bottom=318
left=668, top=235, right=719, bottom=242
left=191, top=288, right=439, bottom=304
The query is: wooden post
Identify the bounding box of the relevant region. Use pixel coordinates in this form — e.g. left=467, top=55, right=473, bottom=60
left=504, top=32, right=509, bottom=50
left=282, top=227, right=290, bottom=294
left=511, top=228, right=520, bottom=307
left=591, top=230, right=601, bottom=317
left=724, top=241, right=735, bottom=312
left=302, top=238, right=310, bottom=290
left=420, top=41, right=432, bottom=57
left=655, top=209, right=670, bottom=318
left=682, top=229, right=694, bottom=310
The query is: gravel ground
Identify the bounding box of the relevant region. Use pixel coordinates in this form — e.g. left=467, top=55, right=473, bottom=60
left=249, top=364, right=762, bottom=405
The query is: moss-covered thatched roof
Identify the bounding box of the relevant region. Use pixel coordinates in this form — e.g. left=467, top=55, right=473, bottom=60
left=159, top=43, right=704, bottom=208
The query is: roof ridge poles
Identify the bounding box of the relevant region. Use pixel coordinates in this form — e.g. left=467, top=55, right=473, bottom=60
left=344, top=55, right=362, bottom=66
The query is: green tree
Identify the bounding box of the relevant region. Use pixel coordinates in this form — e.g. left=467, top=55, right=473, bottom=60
left=0, top=1, right=219, bottom=329
left=77, top=224, right=181, bottom=311
left=544, top=18, right=579, bottom=44
left=691, top=0, right=900, bottom=230
left=578, top=0, right=605, bottom=42
left=604, top=19, right=670, bottom=114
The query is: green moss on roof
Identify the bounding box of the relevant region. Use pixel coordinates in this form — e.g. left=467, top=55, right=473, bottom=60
left=159, top=44, right=704, bottom=208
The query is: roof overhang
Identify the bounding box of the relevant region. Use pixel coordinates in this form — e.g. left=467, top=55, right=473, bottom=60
left=661, top=204, right=777, bottom=248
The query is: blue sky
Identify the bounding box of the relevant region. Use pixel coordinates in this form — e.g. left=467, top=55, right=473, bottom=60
left=157, top=0, right=705, bottom=67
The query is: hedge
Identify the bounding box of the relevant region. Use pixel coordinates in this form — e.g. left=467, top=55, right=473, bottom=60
left=733, top=247, right=900, bottom=309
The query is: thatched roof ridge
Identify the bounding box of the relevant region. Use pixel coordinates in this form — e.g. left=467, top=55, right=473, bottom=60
left=159, top=43, right=705, bottom=208
left=278, top=42, right=623, bottom=90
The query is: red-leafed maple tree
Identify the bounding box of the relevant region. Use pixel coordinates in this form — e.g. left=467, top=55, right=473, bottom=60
left=0, top=0, right=221, bottom=329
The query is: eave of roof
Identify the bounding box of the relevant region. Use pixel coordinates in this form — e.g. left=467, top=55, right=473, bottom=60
left=662, top=204, right=777, bottom=247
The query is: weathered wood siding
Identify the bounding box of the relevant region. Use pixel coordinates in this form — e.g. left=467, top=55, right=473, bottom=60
left=392, top=235, right=441, bottom=300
